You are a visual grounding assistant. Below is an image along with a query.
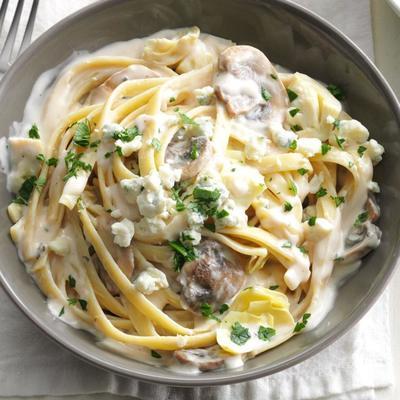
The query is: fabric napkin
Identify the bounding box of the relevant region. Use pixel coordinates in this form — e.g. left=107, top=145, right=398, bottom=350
left=0, top=1, right=393, bottom=399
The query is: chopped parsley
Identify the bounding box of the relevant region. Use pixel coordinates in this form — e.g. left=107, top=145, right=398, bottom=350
left=297, top=168, right=309, bottom=176
left=190, top=142, right=199, bottom=160
left=327, top=84, right=345, bottom=101
left=282, top=241, right=292, bottom=249
left=169, top=97, right=176, bottom=103
left=151, top=350, right=162, bottom=359
left=316, top=187, right=328, bottom=198
left=354, top=211, right=369, bottom=226
left=297, top=245, right=308, bottom=254
left=104, top=151, right=113, bottom=159
left=150, top=138, right=161, bottom=151
left=216, top=209, right=229, bottom=219
left=321, top=143, right=331, bottom=155
left=178, top=111, right=198, bottom=127
left=294, top=313, right=311, bottom=332
left=332, top=118, right=341, bottom=130
left=287, top=88, right=298, bottom=102
left=334, top=255, right=345, bottom=262
left=67, top=298, right=88, bottom=311
left=290, top=124, right=302, bottom=132
left=334, top=134, right=345, bottom=150
left=219, top=304, right=229, bottom=314
left=258, top=326, right=276, bottom=341
left=58, top=306, right=65, bottom=317
left=270, top=73, right=278, bottom=80
left=67, top=275, right=76, bottom=288
left=193, top=187, right=220, bottom=202
left=331, top=195, right=345, bottom=207
left=113, top=126, right=140, bottom=142
left=89, top=139, right=101, bottom=148
left=12, top=176, right=40, bottom=205
left=28, top=123, right=40, bottom=139
left=269, top=285, right=279, bottom=290
left=288, top=140, right=297, bottom=150
left=261, top=87, right=272, bottom=102
left=358, top=145, right=367, bottom=157
left=168, top=239, right=197, bottom=272
left=288, top=180, right=297, bottom=195
left=73, top=119, right=91, bottom=147
left=36, top=153, right=58, bottom=167
left=308, top=216, right=316, bottom=226
left=200, top=303, right=221, bottom=322
left=63, top=151, right=92, bottom=181
left=204, top=222, right=216, bottom=232
left=283, top=201, right=293, bottom=212
left=230, top=322, right=251, bottom=345
left=171, top=187, right=185, bottom=212
left=289, top=108, right=300, bottom=117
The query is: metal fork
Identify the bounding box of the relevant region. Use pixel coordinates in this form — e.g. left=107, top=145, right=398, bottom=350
left=0, top=0, right=39, bottom=72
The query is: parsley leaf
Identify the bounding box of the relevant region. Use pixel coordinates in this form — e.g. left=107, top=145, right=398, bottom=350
left=28, top=123, right=40, bottom=139
left=308, top=216, right=316, bottom=226
left=63, top=151, right=92, bottom=181
left=289, top=108, right=300, bottom=117
left=294, top=313, right=311, bottom=332
left=190, top=142, right=199, bottom=160
left=67, top=275, right=76, bottom=288
left=200, top=303, right=221, bottom=322
left=282, top=241, right=292, bottom=249
left=332, top=118, right=341, bottom=130
left=287, top=88, right=298, bottom=102
left=168, top=240, right=197, bottom=272
left=297, top=245, right=308, bottom=254
left=113, top=126, right=140, bottom=142
left=331, top=195, right=345, bottom=207
left=216, top=209, right=229, bottom=219
left=270, top=73, right=278, bottom=80
left=219, top=304, right=229, bottom=314
left=258, top=326, right=276, bottom=341
left=78, top=299, right=88, bottom=311
left=151, top=350, right=162, bottom=359
left=297, top=168, right=309, bottom=176
left=269, top=285, right=280, bottom=290
left=37, top=153, right=58, bottom=167
left=12, top=176, right=38, bottom=205
left=204, top=222, right=216, bottom=232
left=193, top=187, right=220, bottom=202
left=288, top=180, right=297, bottom=195
left=321, top=143, right=331, bottom=155
left=178, top=112, right=198, bottom=127
left=261, top=87, right=272, bottom=102
left=73, top=119, right=91, bottom=147
left=230, top=322, right=251, bottom=345
left=290, top=125, right=302, bottom=132
left=334, top=134, right=345, bottom=150
left=358, top=145, right=367, bottom=157
left=288, top=140, right=297, bottom=150
left=58, top=306, right=65, bottom=317
left=327, top=84, right=345, bottom=101
left=151, top=138, right=161, bottom=151
left=283, top=201, right=293, bottom=212
left=354, top=211, right=369, bottom=226
left=316, top=187, right=327, bottom=198
left=171, top=187, right=185, bottom=212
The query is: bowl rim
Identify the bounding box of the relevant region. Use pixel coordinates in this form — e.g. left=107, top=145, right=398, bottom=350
left=1, top=0, right=400, bottom=387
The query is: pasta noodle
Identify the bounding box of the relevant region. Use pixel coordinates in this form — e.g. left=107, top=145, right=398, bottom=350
left=4, top=27, right=384, bottom=372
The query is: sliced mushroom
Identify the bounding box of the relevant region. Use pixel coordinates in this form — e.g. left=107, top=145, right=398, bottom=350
left=342, top=221, right=381, bottom=263
left=86, top=64, right=162, bottom=104
left=214, top=45, right=288, bottom=122
left=95, top=214, right=135, bottom=294
left=92, top=253, right=120, bottom=296
left=174, top=346, right=224, bottom=371
left=177, top=240, right=245, bottom=312
left=165, top=133, right=212, bottom=180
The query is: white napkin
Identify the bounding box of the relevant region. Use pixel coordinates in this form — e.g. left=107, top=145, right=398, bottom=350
left=0, top=1, right=393, bottom=399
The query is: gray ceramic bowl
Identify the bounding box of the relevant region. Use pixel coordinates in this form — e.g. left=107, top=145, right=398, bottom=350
left=0, top=0, right=399, bottom=387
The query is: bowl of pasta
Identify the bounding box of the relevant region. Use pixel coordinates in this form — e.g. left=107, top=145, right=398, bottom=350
left=0, top=0, right=399, bottom=386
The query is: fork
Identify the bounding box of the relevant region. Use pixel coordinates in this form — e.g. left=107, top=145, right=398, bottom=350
left=0, top=0, right=39, bottom=72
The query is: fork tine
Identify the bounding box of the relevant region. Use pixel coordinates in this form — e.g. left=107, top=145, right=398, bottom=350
left=18, top=0, right=38, bottom=55
left=0, top=0, right=25, bottom=66
left=0, top=0, right=10, bottom=35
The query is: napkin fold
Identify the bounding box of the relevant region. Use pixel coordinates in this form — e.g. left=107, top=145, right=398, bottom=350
left=0, top=1, right=393, bottom=399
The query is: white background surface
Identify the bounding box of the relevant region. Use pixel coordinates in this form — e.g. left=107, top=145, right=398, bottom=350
left=0, top=0, right=399, bottom=399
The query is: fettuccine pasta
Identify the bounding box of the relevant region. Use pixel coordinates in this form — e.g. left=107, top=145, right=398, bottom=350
left=4, top=28, right=384, bottom=372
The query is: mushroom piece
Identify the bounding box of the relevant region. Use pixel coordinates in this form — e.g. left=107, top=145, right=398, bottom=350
left=214, top=45, right=288, bottom=122
left=342, top=221, right=382, bottom=263
left=86, top=64, right=162, bottom=104
left=165, top=133, right=213, bottom=180
left=366, top=192, right=380, bottom=223
left=177, top=240, right=245, bottom=312
left=95, top=214, right=135, bottom=295
left=174, top=347, right=224, bottom=371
